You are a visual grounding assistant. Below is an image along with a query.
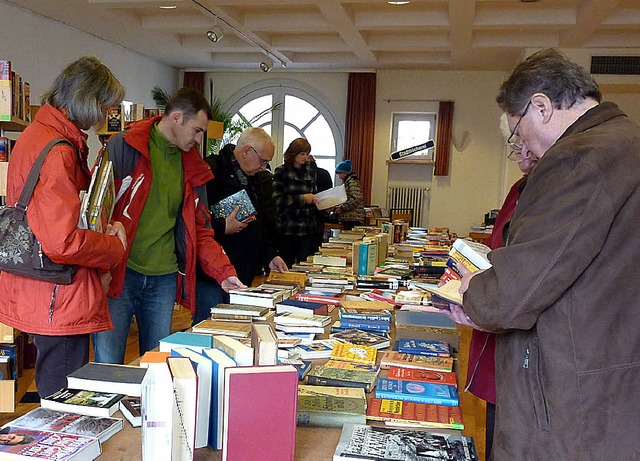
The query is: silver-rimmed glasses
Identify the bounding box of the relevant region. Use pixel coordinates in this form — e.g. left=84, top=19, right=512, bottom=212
left=506, top=101, right=531, bottom=161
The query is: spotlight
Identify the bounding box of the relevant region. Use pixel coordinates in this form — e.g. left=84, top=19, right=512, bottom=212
left=259, top=56, right=274, bottom=72
left=206, top=26, right=224, bottom=43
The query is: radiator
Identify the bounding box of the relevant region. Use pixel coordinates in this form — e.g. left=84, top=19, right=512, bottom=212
left=386, top=186, right=429, bottom=227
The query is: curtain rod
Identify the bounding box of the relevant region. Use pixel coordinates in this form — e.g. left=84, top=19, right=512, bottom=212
left=385, top=99, right=453, bottom=103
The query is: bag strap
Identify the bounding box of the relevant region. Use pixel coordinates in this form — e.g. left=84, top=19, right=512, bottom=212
left=15, top=138, right=76, bottom=211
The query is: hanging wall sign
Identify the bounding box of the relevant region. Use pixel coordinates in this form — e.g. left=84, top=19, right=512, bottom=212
left=390, top=140, right=435, bottom=161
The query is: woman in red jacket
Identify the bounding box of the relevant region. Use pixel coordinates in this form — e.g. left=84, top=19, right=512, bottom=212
left=0, top=56, right=127, bottom=397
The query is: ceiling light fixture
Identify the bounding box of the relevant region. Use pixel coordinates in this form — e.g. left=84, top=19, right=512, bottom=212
left=206, top=25, right=224, bottom=43
left=259, top=56, right=274, bottom=72
left=387, top=1, right=410, bottom=4
left=159, top=5, right=177, bottom=9
left=192, top=0, right=286, bottom=70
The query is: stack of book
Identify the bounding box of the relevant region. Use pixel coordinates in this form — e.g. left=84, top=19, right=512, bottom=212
left=228, top=286, right=290, bottom=308
left=337, top=306, right=392, bottom=332
left=273, top=312, right=332, bottom=335
left=304, top=359, right=380, bottom=393
left=210, top=303, right=274, bottom=322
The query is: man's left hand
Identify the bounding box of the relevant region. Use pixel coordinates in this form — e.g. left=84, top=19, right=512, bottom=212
left=268, top=256, right=288, bottom=273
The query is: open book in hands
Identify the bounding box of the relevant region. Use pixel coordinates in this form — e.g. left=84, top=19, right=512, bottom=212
left=416, top=280, right=464, bottom=310
left=315, top=185, right=347, bottom=210
left=211, top=189, right=256, bottom=222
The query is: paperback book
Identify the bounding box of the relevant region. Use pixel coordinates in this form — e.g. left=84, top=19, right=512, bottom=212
left=305, top=364, right=378, bottom=392
left=330, top=328, right=391, bottom=350
left=397, top=338, right=451, bottom=357
left=297, top=385, right=366, bottom=428
left=380, top=351, right=454, bottom=372
left=367, top=398, right=464, bottom=431
left=119, top=396, right=141, bottom=427
left=191, top=319, right=251, bottom=338
left=331, top=342, right=378, bottom=366
left=7, top=407, right=124, bottom=443
left=388, top=366, right=458, bottom=387
left=41, top=388, right=124, bottom=418
left=0, top=426, right=102, bottom=460
left=333, top=423, right=478, bottom=461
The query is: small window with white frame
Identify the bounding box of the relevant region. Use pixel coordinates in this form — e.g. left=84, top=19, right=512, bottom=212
left=391, top=112, right=436, bottom=160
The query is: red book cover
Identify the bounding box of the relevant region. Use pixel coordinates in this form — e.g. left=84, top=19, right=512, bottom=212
left=367, top=397, right=464, bottom=430
left=388, top=366, right=458, bottom=387
left=222, top=365, right=298, bottom=461
left=295, top=290, right=343, bottom=306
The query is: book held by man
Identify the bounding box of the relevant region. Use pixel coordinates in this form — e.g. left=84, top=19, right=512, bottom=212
left=211, top=188, right=256, bottom=222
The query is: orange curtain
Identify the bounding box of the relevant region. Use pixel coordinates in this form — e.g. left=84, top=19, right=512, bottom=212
left=435, top=101, right=454, bottom=176
left=183, top=72, right=204, bottom=93
left=344, top=73, right=376, bottom=205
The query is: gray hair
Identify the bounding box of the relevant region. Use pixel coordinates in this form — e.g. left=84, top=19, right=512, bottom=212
left=496, top=48, right=601, bottom=116
left=236, top=127, right=275, bottom=150
left=41, top=56, right=125, bottom=128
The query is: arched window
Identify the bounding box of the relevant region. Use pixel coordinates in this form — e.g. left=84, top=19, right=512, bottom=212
left=225, top=79, right=343, bottom=176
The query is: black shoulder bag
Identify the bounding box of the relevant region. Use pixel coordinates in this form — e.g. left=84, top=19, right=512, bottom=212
left=0, top=138, right=78, bottom=284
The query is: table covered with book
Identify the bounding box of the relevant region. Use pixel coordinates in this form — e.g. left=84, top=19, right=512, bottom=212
left=1, top=228, right=485, bottom=461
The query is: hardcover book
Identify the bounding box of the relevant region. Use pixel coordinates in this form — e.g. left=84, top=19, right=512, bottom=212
left=251, top=322, right=278, bottom=366
left=338, top=318, right=390, bottom=333
left=388, top=366, right=458, bottom=387
left=202, top=348, right=236, bottom=450
left=276, top=299, right=329, bottom=317
left=297, top=384, right=366, bottom=428
left=295, top=290, right=344, bottom=306
left=211, top=188, right=256, bottom=222
left=210, top=303, right=269, bottom=317
left=222, top=365, right=298, bottom=461
left=212, top=335, right=253, bottom=366
left=339, top=307, right=392, bottom=322
left=380, top=351, right=454, bottom=372
left=159, top=331, right=213, bottom=354
left=166, top=356, right=198, bottom=461
left=294, top=339, right=339, bottom=360
left=7, top=407, right=124, bottom=443
left=0, top=426, right=101, bottom=460
left=397, top=338, right=451, bottom=357
left=331, top=342, right=378, bottom=366
left=66, top=363, right=147, bottom=398
left=40, top=388, right=124, bottom=418
left=333, top=423, right=478, bottom=461
left=367, top=398, right=464, bottom=431
left=375, top=378, right=459, bottom=406
left=191, top=319, right=251, bottom=338
left=305, top=364, right=378, bottom=392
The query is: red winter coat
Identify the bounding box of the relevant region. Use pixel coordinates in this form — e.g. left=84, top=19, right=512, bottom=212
left=0, top=105, right=125, bottom=335
left=465, top=177, right=523, bottom=404
left=106, top=116, right=236, bottom=313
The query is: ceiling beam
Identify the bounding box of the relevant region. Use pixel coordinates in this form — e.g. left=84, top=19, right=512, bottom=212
left=449, top=0, right=476, bottom=67
left=560, top=0, right=623, bottom=46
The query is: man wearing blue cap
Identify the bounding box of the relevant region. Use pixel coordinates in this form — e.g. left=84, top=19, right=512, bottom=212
left=335, top=159, right=365, bottom=230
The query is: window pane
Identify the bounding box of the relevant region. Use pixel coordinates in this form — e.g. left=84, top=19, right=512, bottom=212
left=397, top=120, right=431, bottom=152
left=238, top=95, right=273, bottom=126
left=284, top=95, right=317, bottom=128
left=304, top=116, right=336, bottom=157
left=283, top=125, right=302, bottom=152
left=316, top=158, right=337, bottom=180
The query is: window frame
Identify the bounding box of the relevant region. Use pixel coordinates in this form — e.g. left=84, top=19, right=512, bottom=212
left=391, top=112, right=437, bottom=160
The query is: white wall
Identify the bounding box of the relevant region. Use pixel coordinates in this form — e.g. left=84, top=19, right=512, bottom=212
left=0, top=1, right=178, bottom=155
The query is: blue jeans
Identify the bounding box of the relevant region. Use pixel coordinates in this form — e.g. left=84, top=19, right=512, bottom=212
left=193, top=277, right=229, bottom=326
left=93, top=267, right=177, bottom=364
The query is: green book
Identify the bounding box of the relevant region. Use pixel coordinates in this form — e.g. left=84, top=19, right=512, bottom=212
left=296, top=385, right=366, bottom=428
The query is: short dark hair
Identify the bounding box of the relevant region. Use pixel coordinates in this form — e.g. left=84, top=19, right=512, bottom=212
left=164, top=87, right=211, bottom=121
left=283, top=138, right=311, bottom=164
left=41, top=56, right=125, bottom=128
left=496, top=48, right=602, bottom=116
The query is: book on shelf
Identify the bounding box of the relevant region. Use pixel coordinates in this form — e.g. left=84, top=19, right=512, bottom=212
left=305, top=364, right=378, bottom=393
left=375, top=378, right=459, bottom=406
left=388, top=366, right=458, bottom=387
left=397, top=338, right=451, bottom=357
left=380, top=351, right=454, bottom=372
left=222, top=365, right=298, bottom=461
left=159, top=331, right=213, bottom=354
left=333, top=424, right=478, bottom=461
left=170, top=348, right=212, bottom=449
left=191, top=318, right=251, bottom=338
left=210, top=303, right=269, bottom=317
left=202, top=348, right=236, bottom=450
left=366, top=398, right=464, bottom=431
left=141, top=361, right=174, bottom=461
left=0, top=426, right=101, bottom=460
left=210, top=188, right=256, bottom=222
left=40, top=388, right=124, bottom=418
left=251, top=322, right=278, bottom=366
left=314, top=184, right=347, bottom=210
left=119, top=396, right=141, bottom=427
left=7, top=407, right=123, bottom=443
left=296, top=384, right=366, bottom=428
left=331, top=342, right=378, bottom=366
left=166, top=356, right=198, bottom=461
left=276, top=299, right=329, bottom=316
left=330, top=328, right=391, bottom=350
left=212, top=335, right=253, bottom=366
left=228, top=287, right=289, bottom=308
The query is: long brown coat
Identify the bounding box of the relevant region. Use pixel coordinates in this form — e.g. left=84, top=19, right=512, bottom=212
left=465, top=102, right=640, bottom=460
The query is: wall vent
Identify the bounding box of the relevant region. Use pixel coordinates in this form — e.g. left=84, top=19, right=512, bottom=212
left=591, top=56, right=640, bottom=75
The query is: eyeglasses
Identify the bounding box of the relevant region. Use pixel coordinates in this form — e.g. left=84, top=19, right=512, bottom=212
left=249, top=146, right=270, bottom=169
left=506, top=101, right=531, bottom=161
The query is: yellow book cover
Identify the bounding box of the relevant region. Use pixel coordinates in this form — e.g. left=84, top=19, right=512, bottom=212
left=379, top=351, right=453, bottom=372
left=266, top=271, right=307, bottom=287
left=330, top=342, right=377, bottom=366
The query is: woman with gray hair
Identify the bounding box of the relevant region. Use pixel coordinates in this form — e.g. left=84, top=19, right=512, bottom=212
left=0, top=56, right=127, bottom=398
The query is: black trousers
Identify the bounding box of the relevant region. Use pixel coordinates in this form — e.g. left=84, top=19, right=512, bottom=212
left=279, top=234, right=317, bottom=268
left=32, top=333, right=90, bottom=398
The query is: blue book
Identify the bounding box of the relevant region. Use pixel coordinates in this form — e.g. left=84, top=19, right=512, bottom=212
left=375, top=378, right=459, bottom=407
left=339, top=308, right=392, bottom=322
left=397, top=338, right=451, bottom=357
left=339, top=319, right=390, bottom=332
left=203, top=348, right=236, bottom=450
left=276, top=299, right=328, bottom=316
left=159, top=331, right=213, bottom=353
